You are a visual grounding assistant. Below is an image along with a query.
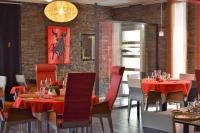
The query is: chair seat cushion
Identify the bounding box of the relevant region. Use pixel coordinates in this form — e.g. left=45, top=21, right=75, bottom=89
left=57, top=119, right=91, bottom=128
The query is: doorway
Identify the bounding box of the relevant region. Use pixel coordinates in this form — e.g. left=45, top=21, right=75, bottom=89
left=0, top=4, right=21, bottom=101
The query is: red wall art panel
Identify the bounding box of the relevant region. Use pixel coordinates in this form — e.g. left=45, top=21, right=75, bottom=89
left=48, top=26, right=70, bottom=64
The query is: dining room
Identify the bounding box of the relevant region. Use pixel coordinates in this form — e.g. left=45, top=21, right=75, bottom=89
left=0, top=0, right=200, bottom=133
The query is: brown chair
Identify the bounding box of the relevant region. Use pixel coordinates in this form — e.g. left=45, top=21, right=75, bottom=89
left=166, top=91, right=184, bottom=109
left=180, top=73, right=197, bottom=106
left=0, top=102, right=36, bottom=133
left=92, top=66, right=125, bottom=133
left=145, top=91, right=162, bottom=111
left=165, top=73, right=194, bottom=109
left=47, top=72, right=96, bottom=133
left=35, top=64, right=57, bottom=89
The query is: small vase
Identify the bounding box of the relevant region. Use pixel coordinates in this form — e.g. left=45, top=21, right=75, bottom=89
left=48, top=89, right=56, bottom=96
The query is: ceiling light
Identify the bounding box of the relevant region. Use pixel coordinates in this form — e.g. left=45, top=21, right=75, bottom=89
left=44, top=1, right=78, bottom=23
left=159, top=0, right=164, bottom=37
left=46, top=0, right=53, bottom=2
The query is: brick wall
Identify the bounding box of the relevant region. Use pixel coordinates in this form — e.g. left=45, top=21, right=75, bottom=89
left=187, top=4, right=195, bottom=73
left=21, top=3, right=112, bottom=80
left=21, top=2, right=196, bottom=80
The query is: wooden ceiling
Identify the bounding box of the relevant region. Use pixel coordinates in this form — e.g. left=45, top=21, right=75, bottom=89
left=5, top=0, right=165, bottom=7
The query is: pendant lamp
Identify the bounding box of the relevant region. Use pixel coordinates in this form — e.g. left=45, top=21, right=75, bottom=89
left=44, top=0, right=78, bottom=23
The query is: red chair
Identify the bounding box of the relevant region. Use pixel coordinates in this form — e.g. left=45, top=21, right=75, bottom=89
left=92, top=66, right=125, bottom=133
left=0, top=103, right=36, bottom=133
left=48, top=72, right=96, bottom=133
left=35, top=64, right=57, bottom=89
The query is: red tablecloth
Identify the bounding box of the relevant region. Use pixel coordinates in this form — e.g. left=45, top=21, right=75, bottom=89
left=142, top=80, right=190, bottom=96
left=10, top=86, right=26, bottom=94
left=13, top=95, right=98, bottom=114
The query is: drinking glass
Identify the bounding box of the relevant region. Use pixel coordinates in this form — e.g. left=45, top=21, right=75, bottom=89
left=154, top=70, right=157, bottom=78
left=167, top=73, right=171, bottom=80
left=39, top=80, right=45, bottom=98
left=151, top=72, right=155, bottom=80
left=45, top=78, right=52, bottom=89
left=162, top=72, right=167, bottom=80
left=157, top=70, right=161, bottom=77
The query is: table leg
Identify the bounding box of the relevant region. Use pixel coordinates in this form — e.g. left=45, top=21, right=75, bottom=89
left=183, top=124, right=189, bottom=133
left=161, top=102, right=167, bottom=111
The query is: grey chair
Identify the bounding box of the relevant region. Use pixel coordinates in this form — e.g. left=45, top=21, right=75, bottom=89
left=0, top=76, right=6, bottom=108
left=145, top=91, right=162, bottom=111
left=179, top=73, right=198, bottom=106
left=16, top=75, right=27, bottom=87
left=142, top=111, right=175, bottom=133
left=127, top=74, right=144, bottom=121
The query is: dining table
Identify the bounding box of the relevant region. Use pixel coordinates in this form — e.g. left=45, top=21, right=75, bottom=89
left=142, top=79, right=191, bottom=111
left=160, top=107, right=200, bottom=133
left=13, top=93, right=98, bottom=120
left=12, top=92, right=99, bottom=133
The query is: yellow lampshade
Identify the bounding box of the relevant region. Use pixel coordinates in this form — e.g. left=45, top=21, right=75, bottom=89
left=44, top=1, right=78, bottom=23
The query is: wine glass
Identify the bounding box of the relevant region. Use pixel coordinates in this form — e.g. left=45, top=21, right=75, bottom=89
left=151, top=72, right=155, bottom=80
left=45, top=78, right=52, bottom=89
left=167, top=73, right=171, bottom=80
left=162, top=72, right=167, bottom=80
left=39, top=80, right=45, bottom=98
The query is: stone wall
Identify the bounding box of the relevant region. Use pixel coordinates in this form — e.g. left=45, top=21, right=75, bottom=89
left=20, top=3, right=112, bottom=80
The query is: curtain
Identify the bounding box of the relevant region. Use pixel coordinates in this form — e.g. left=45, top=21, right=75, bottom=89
left=195, top=4, right=200, bottom=69
left=0, top=4, right=21, bottom=101
left=167, top=1, right=187, bottom=78
left=166, top=0, right=173, bottom=75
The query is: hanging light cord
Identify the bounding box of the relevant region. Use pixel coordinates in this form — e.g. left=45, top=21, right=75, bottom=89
left=160, top=0, right=163, bottom=31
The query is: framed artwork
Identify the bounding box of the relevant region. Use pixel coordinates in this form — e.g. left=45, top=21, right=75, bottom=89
left=81, top=33, right=95, bottom=61
left=48, top=26, right=70, bottom=64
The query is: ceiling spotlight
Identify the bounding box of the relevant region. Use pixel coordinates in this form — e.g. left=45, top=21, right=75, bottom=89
left=46, top=0, right=53, bottom=2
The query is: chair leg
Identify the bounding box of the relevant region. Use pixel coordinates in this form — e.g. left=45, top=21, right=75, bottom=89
left=86, top=127, right=89, bottom=133
left=128, top=99, right=132, bottom=121
left=180, top=102, right=184, bottom=108
left=27, top=122, right=31, bottom=133
left=140, top=101, right=144, bottom=111
left=107, top=115, right=113, bottom=133
left=145, top=103, right=149, bottom=111
left=55, top=127, right=59, bottom=133
left=0, top=121, right=5, bottom=133
left=19, top=124, right=23, bottom=133
left=90, top=125, right=93, bottom=133
left=137, top=101, right=140, bottom=117
left=75, top=128, right=78, bottom=133
left=4, top=123, right=9, bottom=133
left=156, top=101, right=159, bottom=111
left=37, top=120, right=42, bottom=133
left=176, top=103, right=179, bottom=109
left=99, top=117, right=104, bottom=133
left=46, top=121, right=49, bottom=133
